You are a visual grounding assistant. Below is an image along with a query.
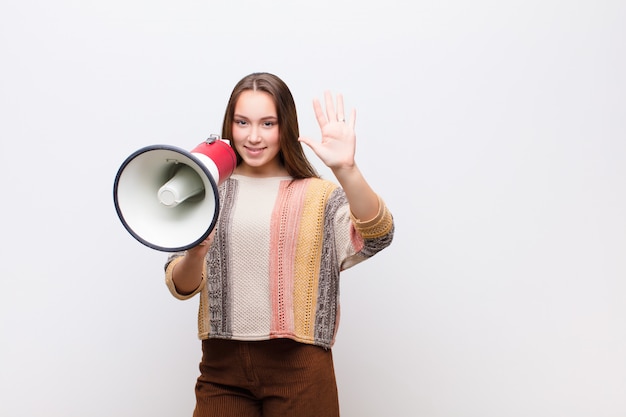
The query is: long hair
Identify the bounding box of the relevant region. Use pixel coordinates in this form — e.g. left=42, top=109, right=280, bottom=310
left=221, top=72, right=319, bottom=179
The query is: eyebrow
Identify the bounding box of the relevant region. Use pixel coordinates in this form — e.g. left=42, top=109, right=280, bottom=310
left=234, top=114, right=278, bottom=121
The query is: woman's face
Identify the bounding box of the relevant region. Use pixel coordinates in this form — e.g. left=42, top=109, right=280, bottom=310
left=231, top=90, right=286, bottom=177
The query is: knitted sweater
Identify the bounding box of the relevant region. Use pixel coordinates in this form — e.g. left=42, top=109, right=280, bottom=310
left=165, top=174, right=394, bottom=349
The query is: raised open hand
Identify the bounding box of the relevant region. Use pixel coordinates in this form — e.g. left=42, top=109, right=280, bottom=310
left=299, top=91, right=357, bottom=170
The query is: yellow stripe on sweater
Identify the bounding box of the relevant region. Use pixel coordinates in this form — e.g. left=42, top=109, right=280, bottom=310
left=292, top=179, right=336, bottom=341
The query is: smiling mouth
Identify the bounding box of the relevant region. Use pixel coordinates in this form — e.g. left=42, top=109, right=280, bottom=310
left=245, top=146, right=266, bottom=153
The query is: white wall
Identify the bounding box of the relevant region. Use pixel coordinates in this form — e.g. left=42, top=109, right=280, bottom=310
left=1, top=1, right=625, bottom=416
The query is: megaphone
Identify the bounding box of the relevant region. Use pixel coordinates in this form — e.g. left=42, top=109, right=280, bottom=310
left=113, top=134, right=236, bottom=252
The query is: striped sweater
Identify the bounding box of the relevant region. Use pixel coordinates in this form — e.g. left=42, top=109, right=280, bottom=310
left=165, top=174, right=394, bottom=349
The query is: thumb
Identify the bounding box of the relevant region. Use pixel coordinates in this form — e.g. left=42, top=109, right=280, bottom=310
left=298, top=136, right=317, bottom=152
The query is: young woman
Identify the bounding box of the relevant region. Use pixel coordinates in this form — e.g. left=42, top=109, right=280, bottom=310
left=164, top=72, right=394, bottom=417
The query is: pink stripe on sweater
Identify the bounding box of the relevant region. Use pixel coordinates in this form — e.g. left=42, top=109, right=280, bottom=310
left=269, top=180, right=307, bottom=335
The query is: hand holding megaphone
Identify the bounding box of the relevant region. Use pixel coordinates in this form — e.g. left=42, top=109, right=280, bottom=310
left=113, top=135, right=236, bottom=252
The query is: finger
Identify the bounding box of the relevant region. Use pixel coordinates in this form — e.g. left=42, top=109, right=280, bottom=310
left=324, top=91, right=336, bottom=122
left=198, top=229, right=216, bottom=246
left=336, top=93, right=345, bottom=122
left=312, top=98, right=327, bottom=126
left=298, top=136, right=318, bottom=153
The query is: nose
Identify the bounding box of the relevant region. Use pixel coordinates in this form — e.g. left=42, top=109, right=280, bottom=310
left=248, top=126, right=262, bottom=143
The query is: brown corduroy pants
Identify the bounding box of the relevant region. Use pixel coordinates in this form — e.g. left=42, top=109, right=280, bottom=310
left=193, top=338, right=340, bottom=417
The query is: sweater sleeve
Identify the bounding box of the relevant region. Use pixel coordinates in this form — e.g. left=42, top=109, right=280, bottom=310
left=164, top=253, right=207, bottom=300
left=350, top=194, right=394, bottom=239
left=336, top=193, right=394, bottom=270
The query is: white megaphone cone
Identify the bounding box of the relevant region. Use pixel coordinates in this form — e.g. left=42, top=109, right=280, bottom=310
left=113, top=134, right=237, bottom=252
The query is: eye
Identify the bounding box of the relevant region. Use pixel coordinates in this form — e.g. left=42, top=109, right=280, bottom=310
left=263, top=120, right=277, bottom=128
left=234, top=119, right=248, bottom=126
